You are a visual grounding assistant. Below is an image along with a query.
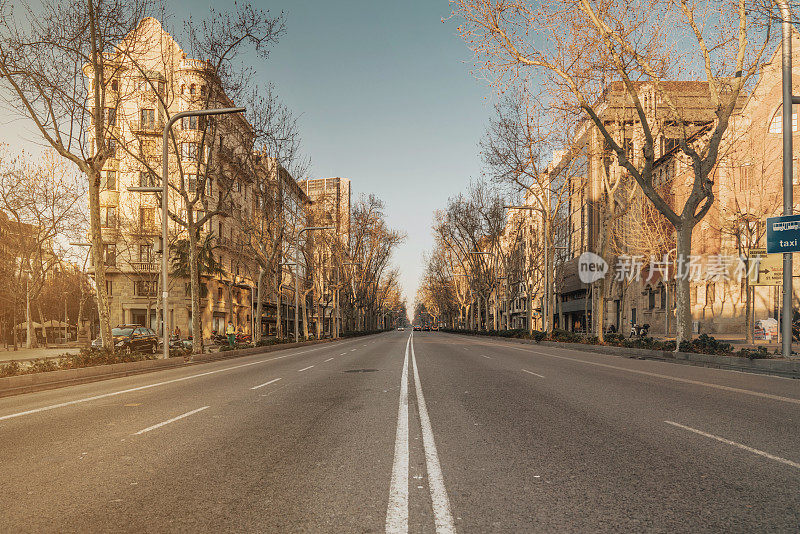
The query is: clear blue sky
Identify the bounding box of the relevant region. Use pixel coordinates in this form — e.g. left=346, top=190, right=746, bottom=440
left=237, top=1, right=494, bottom=305
left=1, top=1, right=496, bottom=306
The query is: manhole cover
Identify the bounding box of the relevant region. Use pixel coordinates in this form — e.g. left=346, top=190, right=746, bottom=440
left=343, top=369, right=379, bottom=373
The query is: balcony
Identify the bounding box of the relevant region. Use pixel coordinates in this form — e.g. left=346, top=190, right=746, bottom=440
left=131, top=119, right=164, bottom=136
left=130, top=261, right=159, bottom=273
left=180, top=58, right=215, bottom=73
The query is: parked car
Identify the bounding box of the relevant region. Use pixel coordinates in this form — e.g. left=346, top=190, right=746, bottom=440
left=92, top=325, right=159, bottom=354
left=422, top=325, right=430, bottom=331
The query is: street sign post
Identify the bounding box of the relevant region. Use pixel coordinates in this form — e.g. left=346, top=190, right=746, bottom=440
left=766, top=214, right=800, bottom=253
left=748, top=248, right=783, bottom=286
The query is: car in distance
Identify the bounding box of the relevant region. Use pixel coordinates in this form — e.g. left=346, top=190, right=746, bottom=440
left=91, top=325, right=159, bottom=354
left=422, top=325, right=430, bottom=331
left=397, top=326, right=405, bottom=331
left=413, top=325, right=422, bottom=331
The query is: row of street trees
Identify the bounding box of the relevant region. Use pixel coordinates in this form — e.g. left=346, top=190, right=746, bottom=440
left=447, top=0, right=780, bottom=344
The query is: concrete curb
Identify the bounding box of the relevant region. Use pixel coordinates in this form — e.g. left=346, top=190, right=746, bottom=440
left=442, top=332, right=800, bottom=379
left=0, top=334, right=383, bottom=398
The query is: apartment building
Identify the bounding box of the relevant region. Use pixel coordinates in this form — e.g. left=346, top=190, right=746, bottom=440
left=87, top=17, right=307, bottom=340
left=501, top=37, right=800, bottom=337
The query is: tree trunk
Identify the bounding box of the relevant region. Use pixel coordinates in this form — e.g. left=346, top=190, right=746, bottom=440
left=745, top=284, right=754, bottom=343
left=255, top=268, right=264, bottom=343
left=301, top=289, right=310, bottom=339
left=25, top=282, right=33, bottom=349
left=675, top=223, right=694, bottom=348
left=189, top=229, right=203, bottom=354
left=37, top=300, right=47, bottom=348
left=87, top=172, right=112, bottom=349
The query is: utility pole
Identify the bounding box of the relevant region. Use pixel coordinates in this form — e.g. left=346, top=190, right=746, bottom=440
left=778, top=0, right=796, bottom=358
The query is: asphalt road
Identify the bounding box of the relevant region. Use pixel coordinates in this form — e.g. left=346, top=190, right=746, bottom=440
left=1, top=331, right=799, bottom=532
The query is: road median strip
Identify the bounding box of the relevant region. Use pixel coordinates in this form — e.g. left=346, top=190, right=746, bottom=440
left=0, top=333, right=389, bottom=399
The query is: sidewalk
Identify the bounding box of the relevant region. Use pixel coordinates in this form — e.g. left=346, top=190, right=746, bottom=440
left=0, top=346, right=80, bottom=363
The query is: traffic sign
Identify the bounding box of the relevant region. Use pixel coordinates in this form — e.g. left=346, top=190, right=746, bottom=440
left=766, top=214, right=800, bottom=253
left=747, top=248, right=782, bottom=286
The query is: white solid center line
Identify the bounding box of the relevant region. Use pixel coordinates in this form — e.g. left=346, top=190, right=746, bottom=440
left=298, top=365, right=314, bottom=372
left=324, top=357, right=334, bottom=362
left=386, top=335, right=411, bottom=533
left=0, top=345, right=333, bottom=422
left=250, top=377, right=282, bottom=390
left=522, top=369, right=545, bottom=378
left=134, top=406, right=209, bottom=435
left=665, top=421, right=800, bottom=469
left=411, top=336, right=456, bottom=533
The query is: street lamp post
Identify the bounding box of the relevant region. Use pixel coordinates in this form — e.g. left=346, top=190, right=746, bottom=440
left=777, top=0, right=797, bottom=358
left=294, top=226, right=334, bottom=343
left=129, top=106, right=245, bottom=360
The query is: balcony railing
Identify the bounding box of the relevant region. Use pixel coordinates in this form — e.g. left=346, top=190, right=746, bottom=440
left=130, top=261, right=159, bottom=273
left=131, top=119, right=164, bottom=135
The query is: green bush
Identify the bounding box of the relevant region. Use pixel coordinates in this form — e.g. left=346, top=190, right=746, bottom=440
left=0, top=360, right=21, bottom=378
left=737, top=346, right=770, bottom=360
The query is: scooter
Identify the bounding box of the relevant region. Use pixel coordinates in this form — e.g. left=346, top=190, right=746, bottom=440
left=629, top=322, right=650, bottom=338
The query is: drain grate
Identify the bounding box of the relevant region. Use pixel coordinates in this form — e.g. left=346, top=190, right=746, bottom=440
left=343, top=369, right=379, bottom=373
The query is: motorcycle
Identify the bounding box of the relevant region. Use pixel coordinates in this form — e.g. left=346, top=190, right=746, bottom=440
left=629, top=322, right=650, bottom=338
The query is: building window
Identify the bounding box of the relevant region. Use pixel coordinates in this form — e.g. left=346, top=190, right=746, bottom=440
left=218, top=287, right=223, bottom=301
left=106, top=280, right=113, bottom=296
left=660, top=284, right=667, bottom=309
left=190, top=84, right=196, bottom=95
left=207, top=177, right=213, bottom=196
left=623, top=138, right=634, bottom=160
left=139, top=207, right=156, bottom=229
left=140, top=108, right=155, bottom=128
left=181, top=115, right=205, bottom=130
left=134, top=280, right=158, bottom=297
left=182, top=142, right=200, bottom=162
left=107, top=139, right=118, bottom=157
left=139, top=244, right=153, bottom=263
left=769, top=104, right=799, bottom=134
left=648, top=288, right=656, bottom=310
left=101, top=170, right=117, bottom=191
left=110, top=79, right=118, bottom=92
left=103, top=244, right=116, bottom=266
left=139, top=171, right=158, bottom=187
left=105, top=107, right=116, bottom=126
left=101, top=206, right=116, bottom=228
left=186, top=173, right=197, bottom=193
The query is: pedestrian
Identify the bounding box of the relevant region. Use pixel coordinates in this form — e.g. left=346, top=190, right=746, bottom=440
left=173, top=325, right=181, bottom=339
left=226, top=320, right=235, bottom=347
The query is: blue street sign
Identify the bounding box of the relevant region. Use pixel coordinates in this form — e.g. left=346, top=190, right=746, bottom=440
left=766, top=214, right=800, bottom=253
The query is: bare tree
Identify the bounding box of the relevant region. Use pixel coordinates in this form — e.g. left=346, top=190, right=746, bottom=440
left=453, top=0, right=774, bottom=344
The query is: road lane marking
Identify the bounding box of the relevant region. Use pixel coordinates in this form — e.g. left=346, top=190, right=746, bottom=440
left=522, top=369, right=545, bottom=378
left=134, top=406, right=209, bottom=435
left=298, top=365, right=314, bottom=372
left=386, top=335, right=411, bottom=533
left=482, top=355, right=491, bottom=359
left=350, top=349, right=357, bottom=352
left=250, top=378, right=282, bottom=390
left=410, top=336, right=456, bottom=533
left=504, top=346, right=800, bottom=406
left=324, top=357, right=334, bottom=362
left=340, top=353, right=347, bottom=355
left=0, top=345, right=339, bottom=422
left=665, top=420, right=800, bottom=469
